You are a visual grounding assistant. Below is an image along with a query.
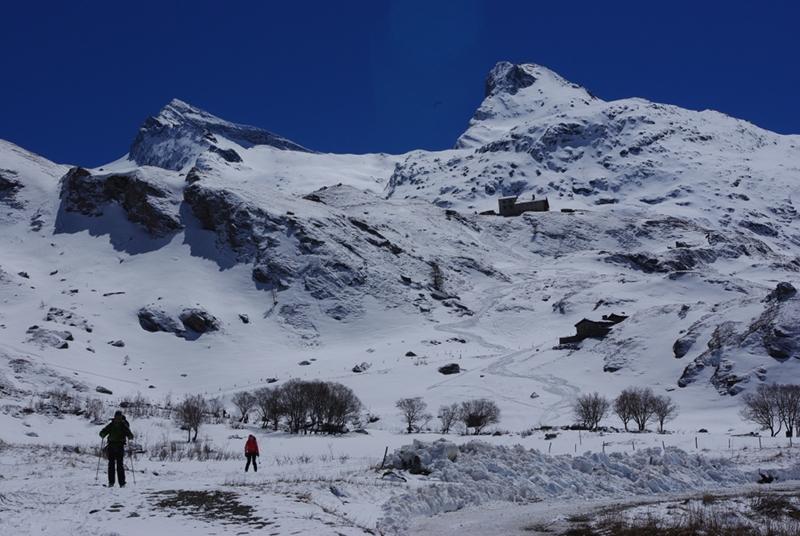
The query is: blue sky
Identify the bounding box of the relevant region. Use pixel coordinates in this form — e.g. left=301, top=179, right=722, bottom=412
left=1, top=1, right=798, bottom=167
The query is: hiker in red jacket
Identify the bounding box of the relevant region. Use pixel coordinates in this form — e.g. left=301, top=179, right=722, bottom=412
left=244, top=434, right=259, bottom=472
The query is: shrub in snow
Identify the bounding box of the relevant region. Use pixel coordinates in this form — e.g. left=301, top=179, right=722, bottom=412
left=438, top=402, right=460, bottom=434
left=459, top=398, right=501, bottom=434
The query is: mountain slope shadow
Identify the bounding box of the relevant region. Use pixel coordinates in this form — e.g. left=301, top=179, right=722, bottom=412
left=53, top=202, right=177, bottom=255
left=179, top=203, right=237, bottom=270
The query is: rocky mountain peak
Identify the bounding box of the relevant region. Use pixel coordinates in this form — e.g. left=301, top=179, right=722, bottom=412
left=128, top=99, right=314, bottom=172
left=456, top=62, right=600, bottom=149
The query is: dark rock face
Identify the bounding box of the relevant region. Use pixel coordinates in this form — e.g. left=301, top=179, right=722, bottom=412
left=739, top=219, right=779, bottom=237
left=767, top=282, right=797, bottom=302
left=59, top=167, right=98, bottom=214
left=252, top=262, right=292, bottom=290
left=438, top=363, right=461, bottom=375
left=138, top=306, right=219, bottom=338
left=59, top=167, right=183, bottom=238
left=208, top=146, right=242, bottom=163
left=485, top=62, right=537, bottom=97
left=0, top=170, right=24, bottom=209
left=179, top=308, right=220, bottom=334
left=673, top=336, right=696, bottom=358
left=679, top=292, right=800, bottom=392
left=138, top=307, right=184, bottom=335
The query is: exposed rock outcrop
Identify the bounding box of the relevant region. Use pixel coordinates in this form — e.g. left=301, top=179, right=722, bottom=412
left=59, top=167, right=183, bottom=238
left=137, top=306, right=185, bottom=336
left=45, top=307, right=93, bottom=333
left=0, top=169, right=24, bottom=209
left=179, top=308, right=221, bottom=334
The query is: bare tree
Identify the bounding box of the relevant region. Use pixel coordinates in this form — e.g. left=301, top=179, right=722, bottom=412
left=459, top=398, right=501, bottom=434
left=572, top=392, right=610, bottom=431
left=306, top=380, right=331, bottom=432
left=231, top=391, right=255, bottom=423
left=775, top=384, right=800, bottom=437
left=613, top=389, right=636, bottom=431
left=396, top=397, right=432, bottom=434
left=173, top=394, right=207, bottom=442
left=438, top=402, right=460, bottom=434
left=281, top=379, right=310, bottom=434
left=322, top=382, right=363, bottom=433
left=741, top=383, right=783, bottom=437
left=629, top=387, right=658, bottom=432
left=253, top=386, right=283, bottom=430
left=652, top=395, right=679, bottom=433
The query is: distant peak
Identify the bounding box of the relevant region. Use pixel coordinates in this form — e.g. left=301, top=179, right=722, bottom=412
left=485, top=62, right=596, bottom=100
left=455, top=62, right=600, bottom=149
left=128, top=100, right=314, bottom=171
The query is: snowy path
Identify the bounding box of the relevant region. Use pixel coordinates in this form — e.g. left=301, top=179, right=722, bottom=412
left=432, top=279, right=582, bottom=424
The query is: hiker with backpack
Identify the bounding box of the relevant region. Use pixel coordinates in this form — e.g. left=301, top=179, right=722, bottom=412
left=244, top=434, right=259, bottom=472
left=99, top=410, right=134, bottom=487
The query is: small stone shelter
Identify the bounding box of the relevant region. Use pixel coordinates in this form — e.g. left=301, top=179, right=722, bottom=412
left=559, top=313, right=628, bottom=345
left=498, top=195, right=549, bottom=216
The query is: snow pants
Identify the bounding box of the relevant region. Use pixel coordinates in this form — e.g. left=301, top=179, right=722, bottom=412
left=107, top=445, right=126, bottom=486
left=245, top=453, right=258, bottom=472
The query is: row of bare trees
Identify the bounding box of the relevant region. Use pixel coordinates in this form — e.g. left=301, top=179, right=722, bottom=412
left=740, top=383, right=800, bottom=437
left=572, top=387, right=678, bottom=433
left=396, top=397, right=501, bottom=434
left=230, top=379, right=363, bottom=435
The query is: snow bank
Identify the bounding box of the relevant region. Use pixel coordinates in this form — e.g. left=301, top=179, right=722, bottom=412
left=378, top=440, right=798, bottom=535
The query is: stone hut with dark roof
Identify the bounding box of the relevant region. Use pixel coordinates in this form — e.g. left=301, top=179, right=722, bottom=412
left=498, top=195, right=549, bottom=216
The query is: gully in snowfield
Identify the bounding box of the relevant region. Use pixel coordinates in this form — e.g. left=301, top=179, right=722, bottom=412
left=244, top=434, right=259, bottom=472
left=99, top=410, right=134, bottom=487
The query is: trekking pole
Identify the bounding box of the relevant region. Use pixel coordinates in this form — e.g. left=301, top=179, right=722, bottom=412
left=128, top=445, right=136, bottom=485
left=95, top=438, right=105, bottom=481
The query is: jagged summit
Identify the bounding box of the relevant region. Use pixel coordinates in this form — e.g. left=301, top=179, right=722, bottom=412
left=484, top=62, right=596, bottom=100
left=457, top=62, right=600, bottom=149
left=128, top=98, right=314, bottom=171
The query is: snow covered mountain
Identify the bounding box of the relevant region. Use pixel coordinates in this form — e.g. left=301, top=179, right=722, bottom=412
left=5, top=60, right=800, bottom=536
left=2, top=61, right=800, bottom=435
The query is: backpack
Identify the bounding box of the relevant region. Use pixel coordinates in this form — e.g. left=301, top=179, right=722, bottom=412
left=245, top=435, right=258, bottom=454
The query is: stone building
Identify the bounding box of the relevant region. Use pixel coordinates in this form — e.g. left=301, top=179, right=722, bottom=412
left=498, top=195, right=549, bottom=216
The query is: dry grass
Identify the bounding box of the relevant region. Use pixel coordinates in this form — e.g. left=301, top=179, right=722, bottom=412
left=563, top=492, right=800, bottom=536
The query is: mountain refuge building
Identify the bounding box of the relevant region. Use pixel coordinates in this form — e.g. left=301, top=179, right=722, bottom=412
left=498, top=195, right=549, bottom=216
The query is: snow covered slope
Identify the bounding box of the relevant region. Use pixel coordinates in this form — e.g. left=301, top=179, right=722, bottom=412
left=2, top=61, right=800, bottom=436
